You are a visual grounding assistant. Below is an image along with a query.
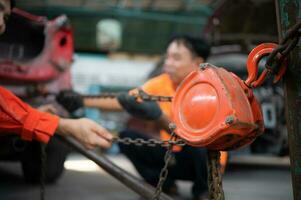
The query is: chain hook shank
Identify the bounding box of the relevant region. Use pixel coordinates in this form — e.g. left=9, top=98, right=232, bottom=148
left=244, top=43, right=287, bottom=88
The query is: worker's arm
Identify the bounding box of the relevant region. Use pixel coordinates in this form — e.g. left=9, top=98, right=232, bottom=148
left=0, top=86, right=59, bottom=143
left=84, top=97, right=123, bottom=111
left=0, top=87, right=113, bottom=149
left=57, top=90, right=162, bottom=120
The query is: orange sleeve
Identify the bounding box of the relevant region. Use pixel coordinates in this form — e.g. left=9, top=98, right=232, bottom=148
left=141, top=74, right=175, bottom=118
left=0, top=87, right=59, bottom=143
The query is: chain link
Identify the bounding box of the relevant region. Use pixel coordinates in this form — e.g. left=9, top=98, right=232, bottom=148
left=136, top=89, right=173, bottom=102
left=112, top=123, right=183, bottom=199
left=113, top=136, right=186, bottom=147
left=208, top=150, right=225, bottom=200
left=265, top=20, right=301, bottom=74
left=153, top=123, right=178, bottom=200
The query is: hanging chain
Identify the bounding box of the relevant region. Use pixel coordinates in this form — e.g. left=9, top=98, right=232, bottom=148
left=153, top=123, right=178, bottom=200
left=208, top=150, right=225, bottom=200
left=99, top=91, right=183, bottom=199
left=40, top=143, right=47, bottom=200
left=265, top=20, right=301, bottom=74
left=112, top=123, right=185, bottom=200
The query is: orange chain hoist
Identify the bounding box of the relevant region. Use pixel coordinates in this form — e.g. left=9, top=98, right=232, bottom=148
left=172, top=43, right=287, bottom=151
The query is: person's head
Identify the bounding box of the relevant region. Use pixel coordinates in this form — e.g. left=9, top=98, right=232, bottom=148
left=0, top=0, right=13, bottom=34
left=163, top=34, right=210, bottom=86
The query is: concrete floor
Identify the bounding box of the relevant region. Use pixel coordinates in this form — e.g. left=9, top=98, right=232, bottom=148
left=0, top=154, right=293, bottom=200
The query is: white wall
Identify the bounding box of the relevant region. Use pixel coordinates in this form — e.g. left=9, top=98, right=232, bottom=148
left=71, top=53, right=156, bottom=93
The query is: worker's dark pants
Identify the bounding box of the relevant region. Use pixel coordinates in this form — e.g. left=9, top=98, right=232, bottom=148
left=119, top=129, right=208, bottom=197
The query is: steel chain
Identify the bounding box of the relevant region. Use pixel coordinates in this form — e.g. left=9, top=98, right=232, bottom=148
left=136, top=89, right=173, bottom=102
left=112, top=136, right=186, bottom=147
left=81, top=88, right=226, bottom=200
left=208, top=150, right=225, bottom=200
left=112, top=123, right=185, bottom=200
left=265, top=21, right=301, bottom=74
left=93, top=92, right=181, bottom=199
left=153, top=123, right=178, bottom=200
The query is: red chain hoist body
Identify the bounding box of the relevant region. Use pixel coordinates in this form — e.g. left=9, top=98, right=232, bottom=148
left=172, top=43, right=286, bottom=150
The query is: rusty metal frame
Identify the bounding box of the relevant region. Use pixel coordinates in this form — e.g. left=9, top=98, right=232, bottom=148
left=275, top=0, right=301, bottom=199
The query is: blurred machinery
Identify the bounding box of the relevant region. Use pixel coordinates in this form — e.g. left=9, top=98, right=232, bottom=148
left=0, top=9, right=74, bottom=183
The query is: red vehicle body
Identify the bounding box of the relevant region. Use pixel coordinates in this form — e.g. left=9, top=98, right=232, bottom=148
left=0, top=8, right=73, bottom=95
left=0, top=8, right=74, bottom=183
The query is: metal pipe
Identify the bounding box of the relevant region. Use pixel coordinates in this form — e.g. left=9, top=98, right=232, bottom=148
left=275, top=0, right=301, bottom=199
left=58, top=136, right=173, bottom=200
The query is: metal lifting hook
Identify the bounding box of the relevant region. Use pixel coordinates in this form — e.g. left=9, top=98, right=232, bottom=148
left=245, top=43, right=287, bottom=88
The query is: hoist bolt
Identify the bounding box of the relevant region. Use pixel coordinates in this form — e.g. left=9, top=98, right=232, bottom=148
left=225, top=116, right=235, bottom=125
left=169, top=123, right=177, bottom=131
left=199, top=63, right=208, bottom=70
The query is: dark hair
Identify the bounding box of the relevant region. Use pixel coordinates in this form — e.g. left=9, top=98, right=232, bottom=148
left=167, top=34, right=211, bottom=61
left=11, top=0, right=15, bottom=8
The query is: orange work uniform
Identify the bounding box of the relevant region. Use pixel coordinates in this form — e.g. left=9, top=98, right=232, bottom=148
left=142, top=74, right=175, bottom=140
left=0, top=86, right=59, bottom=143
left=142, top=73, right=228, bottom=172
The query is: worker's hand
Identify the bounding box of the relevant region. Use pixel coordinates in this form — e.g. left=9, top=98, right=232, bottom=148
left=57, top=118, right=113, bottom=149
left=56, top=90, right=83, bottom=113
left=117, top=92, right=162, bottom=120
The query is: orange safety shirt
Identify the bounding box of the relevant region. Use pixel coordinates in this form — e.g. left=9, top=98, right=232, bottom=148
left=0, top=86, right=59, bottom=143
left=142, top=73, right=183, bottom=151
left=142, top=73, right=176, bottom=139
